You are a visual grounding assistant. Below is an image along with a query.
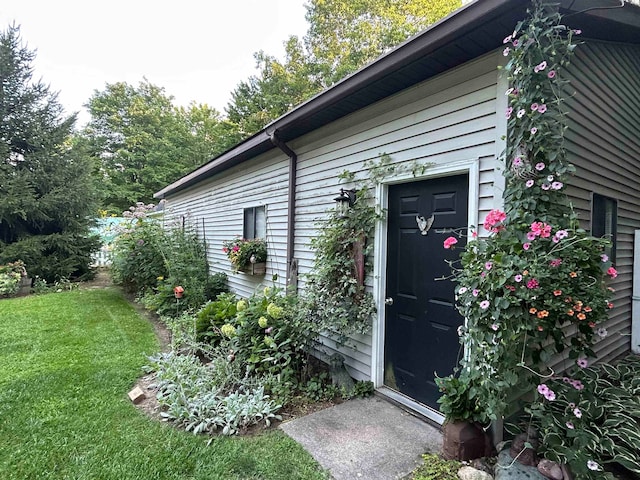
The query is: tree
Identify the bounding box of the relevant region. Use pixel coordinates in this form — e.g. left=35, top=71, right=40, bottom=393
left=226, top=0, right=461, bottom=136
left=0, top=24, right=100, bottom=282
left=82, top=80, right=241, bottom=212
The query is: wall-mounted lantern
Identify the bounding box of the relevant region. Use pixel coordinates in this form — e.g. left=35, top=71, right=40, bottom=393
left=333, top=188, right=357, bottom=217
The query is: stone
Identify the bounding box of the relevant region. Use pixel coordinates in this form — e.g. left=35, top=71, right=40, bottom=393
left=472, top=457, right=494, bottom=475
left=128, top=386, right=146, bottom=404
left=537, top=459, right=563, bottom=480
left=458, top=466, right=493, bottom=480
left=495, top=450, right=548, bottom=480
left=509, top=429, right=539, bottom=467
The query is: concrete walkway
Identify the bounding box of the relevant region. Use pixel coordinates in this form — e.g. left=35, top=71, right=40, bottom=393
left=280, top=396, right=443, bottom=480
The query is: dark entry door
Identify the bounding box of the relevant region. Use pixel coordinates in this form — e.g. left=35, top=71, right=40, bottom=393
left=384, top=174, right=468, bottom=410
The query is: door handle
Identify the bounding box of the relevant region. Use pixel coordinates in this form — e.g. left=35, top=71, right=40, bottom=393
left=385, top=297, right=394, bottom=306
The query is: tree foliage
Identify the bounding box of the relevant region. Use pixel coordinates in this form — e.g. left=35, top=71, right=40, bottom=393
left=0, top=24, right=99, bottom=281
left=226, top=0, right=461, bottom=136
left=81, top=80, right=241, bottom=212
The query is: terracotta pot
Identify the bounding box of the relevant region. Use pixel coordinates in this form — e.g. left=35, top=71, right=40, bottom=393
left=442, top=420, right=492, bottom=461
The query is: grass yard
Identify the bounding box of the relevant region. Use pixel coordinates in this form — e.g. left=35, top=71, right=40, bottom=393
left=0, top=288, right=328, bottom=480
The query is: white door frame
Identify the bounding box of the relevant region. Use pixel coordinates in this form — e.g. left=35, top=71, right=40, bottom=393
left=371, top=158, right=480, bottom=424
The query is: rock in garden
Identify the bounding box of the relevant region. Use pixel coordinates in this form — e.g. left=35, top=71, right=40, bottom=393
left=509, top=429, right=539, bottom=467
left=472, top=457, right=495, bottom=475
left=128, top=386, right=146, bottom=404
left=537, top=459, right=563, bottom=480
left=495, top=449, right=548, bottom=480
left=458, top=466, right=493, bottom=480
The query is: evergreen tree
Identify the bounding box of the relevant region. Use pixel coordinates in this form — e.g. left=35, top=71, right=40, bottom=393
left=0, top=24, right=99, bottom=282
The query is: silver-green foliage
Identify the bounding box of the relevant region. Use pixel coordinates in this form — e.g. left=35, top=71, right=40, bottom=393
left=146, top=351, right=282, bottom=436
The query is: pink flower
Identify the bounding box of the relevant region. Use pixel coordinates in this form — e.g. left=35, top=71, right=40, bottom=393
left=472, top=289, right=479, bottom=297
left=551, top=181, right=563, bottom=190
left=479, top=300, right=490, bottom=309
left=527, top=278, right=539, bottom=289
left=506, top=107, right=513, bottom=118
left=566, top=421, right=574, bottom=429
left=556, top=230, right=568, bottom=239
left=544, top=389, right=556, bottom=401
left=523, top=243, right=531, bottom=250
left=512, top=39, right=520, bottom=47
left=485, top=262, right=493, bottom=270
left=483, top=209, right=507, bottom=233
left=232, top=245, right=240, bottom=252
left=537, top=384, right=549, bottom=395
left=535, top=162, right=545, bottom=171
left=607, top=266, right=618, bottom=278
left=537, top=60, right=547, bottom=71
left=517, top=109, right=526, bottom=118
left=537, top=104, right=547, bottom=113
left=514, top=274, right=523, bottom=282
left=577, top=357, right=588, bottom=368
left=572, top=380, right=585, bottom=391
left=265, top=326, right=273, bottom=334
left=503, top=47, right=510, bottom=56
left=527, top=232, right=537, bottom=241
left=587, top=460, right=599, bottom=471
left=601, top=253, right=609, bottom=262
left=530, top=127, right=538, bottom=135
left=548, top=70, right=556, bottom=78
left=443, top=236, right=458, bottom=249
left=503, top=35, right=512, bottom=44
left=573, top=29, right=582, bottom=35
left=574, top=408, right=582, bottom=418
left=530, top=103, right=539, bottom=111
left=597, top=327, right=608, bottom=338
left=550, top=258, right=562, bottom=267
left=526, top=179, right=534, bottom=188
left=491, top=323, right=499, bottom=331
left=513, top=156, right=523, bottom=166
left=542, top=183, right=550, bottom=191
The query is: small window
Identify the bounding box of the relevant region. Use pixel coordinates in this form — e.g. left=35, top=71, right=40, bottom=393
left=591, top=194, right=617, bottom=262
left=243, top=206, right=266, bottom=240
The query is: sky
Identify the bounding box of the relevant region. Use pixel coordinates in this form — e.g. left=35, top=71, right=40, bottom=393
left=1, top=0, right=309, bottom=125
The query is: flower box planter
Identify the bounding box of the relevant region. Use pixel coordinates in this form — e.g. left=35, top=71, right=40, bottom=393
left=238, top=262, right=266, bottom=276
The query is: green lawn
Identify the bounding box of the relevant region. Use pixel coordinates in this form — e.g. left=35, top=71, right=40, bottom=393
left=0, top=288, right=327, bottom=480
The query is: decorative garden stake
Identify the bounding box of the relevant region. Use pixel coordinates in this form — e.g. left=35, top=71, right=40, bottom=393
left=173, top=285, right=184, bottom=299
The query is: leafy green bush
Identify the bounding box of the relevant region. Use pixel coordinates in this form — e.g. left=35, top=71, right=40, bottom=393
left=523, top=355, right=640, bottom=478
left=0, top=261, right=25, bottom=296
left=111, top=203, right=227, bottom=316
left=195, top=292, right=238, bottom=343
left=225, top=287, right=318, bottom=382
left=110, top=204, right=166, bottom=293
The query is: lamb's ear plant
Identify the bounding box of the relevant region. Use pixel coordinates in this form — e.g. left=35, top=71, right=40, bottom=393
left=438, top=2, right=619, bottom=474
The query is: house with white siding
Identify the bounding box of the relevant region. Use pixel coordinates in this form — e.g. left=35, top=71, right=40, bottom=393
left=155, top=0, right=640, bottom=424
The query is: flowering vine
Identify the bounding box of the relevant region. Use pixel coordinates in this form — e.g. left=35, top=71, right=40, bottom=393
left=436, top=6, right=616, bottom=473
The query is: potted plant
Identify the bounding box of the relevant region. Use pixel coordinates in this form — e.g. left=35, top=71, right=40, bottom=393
left=222, top=238, right=267, bottom=275
left=436, top=373, right=493, bottom=461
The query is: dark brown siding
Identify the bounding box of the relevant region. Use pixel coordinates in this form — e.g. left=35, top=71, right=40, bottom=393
left=564, top=41, right=640, bottom=362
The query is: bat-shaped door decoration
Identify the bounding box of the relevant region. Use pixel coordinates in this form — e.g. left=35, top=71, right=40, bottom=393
left=416, top=213, right=434, bottom=235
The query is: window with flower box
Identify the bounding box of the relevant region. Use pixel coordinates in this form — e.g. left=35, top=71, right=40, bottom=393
left=243, top=206, right=266, bottom=240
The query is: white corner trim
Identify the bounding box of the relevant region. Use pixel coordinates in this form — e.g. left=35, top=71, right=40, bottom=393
left=371, top=158, right=480, bottom=418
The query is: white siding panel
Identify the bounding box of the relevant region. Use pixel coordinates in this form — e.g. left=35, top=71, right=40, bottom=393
left=291, top=53, right=502, bottom=379
left=564, top=41, right=640, bottom=363
left=164, top=150, right=291, bottom=298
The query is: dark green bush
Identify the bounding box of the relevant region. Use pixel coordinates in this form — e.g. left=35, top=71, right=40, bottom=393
left=195, top=292, right=238, bottom=342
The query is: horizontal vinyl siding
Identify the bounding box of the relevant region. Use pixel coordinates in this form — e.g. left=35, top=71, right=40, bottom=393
left=290, top=53, right=502, bottom=380
left=163, top=151, right=290, bottom=299
left=564, top=41, right=640, bottom=363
